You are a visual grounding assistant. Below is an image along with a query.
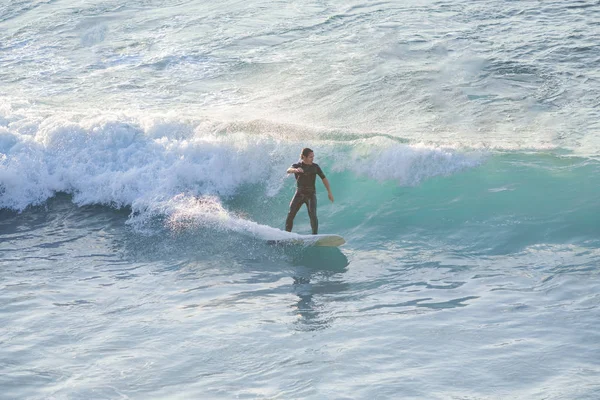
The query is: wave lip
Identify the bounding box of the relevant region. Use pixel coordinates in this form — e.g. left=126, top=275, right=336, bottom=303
left=332, top=140, right=486, bottom=186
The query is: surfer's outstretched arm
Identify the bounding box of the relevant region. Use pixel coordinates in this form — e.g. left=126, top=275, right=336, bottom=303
left=322, top=177, right=334, bottom=203
left=287, top=167, right=303, bottom=174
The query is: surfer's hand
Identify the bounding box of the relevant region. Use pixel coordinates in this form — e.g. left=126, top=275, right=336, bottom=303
left=328, top=193, right=334, bottom=203
left=296, top=168, right=304, bottom=173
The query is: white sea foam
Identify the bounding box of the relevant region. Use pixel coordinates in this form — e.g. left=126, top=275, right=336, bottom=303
left=154, top=194, right=299, bottom=240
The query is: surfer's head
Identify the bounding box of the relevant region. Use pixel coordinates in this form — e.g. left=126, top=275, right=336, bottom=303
left=300, top=148, right=314, bottom=164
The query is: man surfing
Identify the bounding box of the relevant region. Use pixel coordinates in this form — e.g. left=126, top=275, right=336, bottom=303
left=285, top=148, right=334, bottom=234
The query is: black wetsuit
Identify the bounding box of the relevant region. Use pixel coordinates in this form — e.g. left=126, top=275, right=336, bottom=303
left=285, top=162, right=326, bottom=234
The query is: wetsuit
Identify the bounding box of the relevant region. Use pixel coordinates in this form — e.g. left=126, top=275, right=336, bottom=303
left=285, top=162, right=326, bottom=234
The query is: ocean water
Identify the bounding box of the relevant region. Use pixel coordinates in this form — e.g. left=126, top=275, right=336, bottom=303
left=1, top=0, right=600, bottom=398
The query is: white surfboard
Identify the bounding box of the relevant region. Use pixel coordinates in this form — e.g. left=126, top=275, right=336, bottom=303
left=267, top=234, right=345, bottom=247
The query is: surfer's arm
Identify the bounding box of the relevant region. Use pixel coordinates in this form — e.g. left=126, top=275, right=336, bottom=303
left=322, top=177, right=334, bottom=203
left=287, top=167, right=303, bottom=174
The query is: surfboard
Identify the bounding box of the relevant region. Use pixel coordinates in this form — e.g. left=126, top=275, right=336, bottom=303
left=267, top=234, right=345, bottom=247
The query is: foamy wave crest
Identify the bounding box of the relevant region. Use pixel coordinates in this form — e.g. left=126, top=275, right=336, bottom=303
left=0, top=113, right=293, bottom=212
left=0, top=109, right=485, bottom=236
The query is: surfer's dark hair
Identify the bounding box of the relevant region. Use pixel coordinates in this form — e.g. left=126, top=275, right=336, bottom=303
left=301, top=148, right=313, bottom=158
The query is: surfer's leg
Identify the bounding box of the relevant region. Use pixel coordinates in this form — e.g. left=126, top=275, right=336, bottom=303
left=306, top=193, right=318, bottom=234
left=285, top=192, right=304, bottom=232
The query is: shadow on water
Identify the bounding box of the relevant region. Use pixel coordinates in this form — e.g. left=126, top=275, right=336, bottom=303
left=284, top=246, right=349, bottom=272
left=281, top=246, right=350, bottom=331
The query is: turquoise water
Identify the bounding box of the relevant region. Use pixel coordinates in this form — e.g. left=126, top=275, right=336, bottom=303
left=2, top=0, right=600, bottom=399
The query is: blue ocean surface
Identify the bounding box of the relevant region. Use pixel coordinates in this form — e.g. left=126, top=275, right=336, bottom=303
left=1, top=0, right=600, bottom=399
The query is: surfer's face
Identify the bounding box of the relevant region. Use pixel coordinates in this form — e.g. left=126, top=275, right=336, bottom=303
left=302, top=152, right=314, bottom=165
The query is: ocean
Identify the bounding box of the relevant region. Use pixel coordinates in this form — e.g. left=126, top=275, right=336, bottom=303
left=1, top=0, right=600, bottom=398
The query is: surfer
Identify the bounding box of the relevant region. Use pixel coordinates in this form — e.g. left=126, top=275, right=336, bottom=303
left=285, top=148, right=334, bottom=234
